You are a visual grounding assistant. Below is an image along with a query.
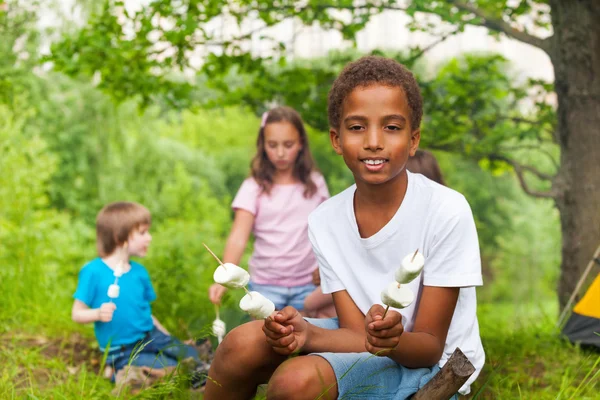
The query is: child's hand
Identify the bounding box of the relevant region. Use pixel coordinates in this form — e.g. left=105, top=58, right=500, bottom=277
left=98, top=302, right=117, bottom=322
left=365, top=304, right=404, bottom=356
left=311, top=269, right=321, bottom=286
left=262, top=306, right=308, bottom=356
left=208, top=283, right=227, bottom=305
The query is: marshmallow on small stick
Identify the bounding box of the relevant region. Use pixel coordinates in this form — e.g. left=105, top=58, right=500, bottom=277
left=107, top=284, right=120, bottom=299
left=213, top=263, right=250, bottom=289
left=212, top=318, right=226, bottom=343
left=213, top=304, right=226, bottom=344
left=381, top=282, right=415, bottom=310
left=239, top=291, right=275, bottom=319
left=204, top=243, right=251, bottom=289
left=395, top=249, right=424, bottom=284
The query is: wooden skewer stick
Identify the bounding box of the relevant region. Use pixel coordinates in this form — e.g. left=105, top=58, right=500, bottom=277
left=411, top=248, right=419, bottom=262
left=203, top=243, right=225, bottom=266
left=243, top=286, right=252, bottom=296
left=382, top=305, right=390, bottom=319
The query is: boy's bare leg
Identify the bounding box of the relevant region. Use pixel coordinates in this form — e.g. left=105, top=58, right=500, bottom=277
left=267, top=355, right=338, bottom=400
left=204, top=320, right=288, bottom=400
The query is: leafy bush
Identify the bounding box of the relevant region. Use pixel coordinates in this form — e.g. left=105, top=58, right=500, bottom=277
left=0, top=106, right=92, bottom=334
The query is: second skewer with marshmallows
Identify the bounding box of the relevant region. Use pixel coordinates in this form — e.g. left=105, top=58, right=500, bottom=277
left=204, top=244, right=275, bottom=322
left=381, top=249, right=425, bottom=318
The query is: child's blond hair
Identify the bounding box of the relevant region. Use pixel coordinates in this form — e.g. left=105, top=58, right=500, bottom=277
left=96, top=202, right=151, bottom=257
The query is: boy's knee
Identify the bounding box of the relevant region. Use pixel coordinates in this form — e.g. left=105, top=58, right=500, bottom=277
left=214, top=320, right=265, bottom=368
left=267, top=357, right=336, bottom=400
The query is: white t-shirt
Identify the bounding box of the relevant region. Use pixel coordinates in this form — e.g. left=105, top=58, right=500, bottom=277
left=307, top=171, right=484, bottom=395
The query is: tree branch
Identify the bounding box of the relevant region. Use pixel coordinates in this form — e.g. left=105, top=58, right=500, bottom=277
left=448, top=0, right=550, bottom=53
left=405, top=27, right=461, bottom=64
left=489, top=154, right=556, bottom=198
left=497, top=144, right=559, bottom=170
left=254, top=4, right=409, bottom=14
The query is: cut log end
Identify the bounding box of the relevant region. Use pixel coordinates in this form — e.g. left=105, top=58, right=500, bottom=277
left=412, top=347, right=475, bottom=400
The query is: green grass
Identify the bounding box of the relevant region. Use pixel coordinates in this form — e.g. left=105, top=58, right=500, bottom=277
left=1, top=300, right=599, bottom=399
left=469, top=302, right=600, bottom=399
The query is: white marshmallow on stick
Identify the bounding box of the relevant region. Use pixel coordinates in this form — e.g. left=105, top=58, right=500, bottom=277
left=107, top=261, right=125, bottom=301
left=107, top=284, right=120, bottom=299
left=381, top=282, right=415, bottom=309
left=395, top=249, right=425, bottom=284
left=213, top=263, right=250, bottom=289
left=204, top=243, right=250, bottom=289
left=212, top=318, right=226, bottom=343
left=239, top=291, right=275, bottom=319
left=213, top=304, right=226, bottom=344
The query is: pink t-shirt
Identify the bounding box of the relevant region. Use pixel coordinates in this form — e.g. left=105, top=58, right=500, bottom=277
left=232, top=172, right=330, bottom=287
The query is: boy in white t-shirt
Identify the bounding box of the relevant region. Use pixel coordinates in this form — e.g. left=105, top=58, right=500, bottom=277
left=204, top=56, right=484, bottom=400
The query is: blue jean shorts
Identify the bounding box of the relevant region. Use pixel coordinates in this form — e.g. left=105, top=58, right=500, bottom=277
left=247, top=281, right=316, bottom=311
left=305, top=317, right=458, bottom=400
left=105, top=328, right=201, bottom=381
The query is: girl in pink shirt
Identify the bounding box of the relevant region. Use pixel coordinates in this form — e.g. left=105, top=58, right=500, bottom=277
left=208, top=106, right=330, bottom=312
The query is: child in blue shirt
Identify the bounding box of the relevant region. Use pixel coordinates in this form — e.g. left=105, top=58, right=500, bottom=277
left=72, top=201, right=208, bottom=387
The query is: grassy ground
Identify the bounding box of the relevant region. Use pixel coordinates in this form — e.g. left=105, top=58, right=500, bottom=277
left=1, top=301, right=598, bottom=399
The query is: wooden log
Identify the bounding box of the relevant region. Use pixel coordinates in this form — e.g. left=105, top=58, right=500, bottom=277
left=412, top=347, right=475, bottom=400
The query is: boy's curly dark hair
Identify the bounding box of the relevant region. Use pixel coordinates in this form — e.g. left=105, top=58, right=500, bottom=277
left=328, top=56, right=423, bottom=131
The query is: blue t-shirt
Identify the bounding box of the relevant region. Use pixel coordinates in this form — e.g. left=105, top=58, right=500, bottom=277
left=73, top=258, right=157, bottom=350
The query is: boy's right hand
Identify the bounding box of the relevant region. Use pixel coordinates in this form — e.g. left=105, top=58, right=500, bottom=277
left=208, top=283, right=227, bottom=304
left=262, top=306, right=308, bottom=356
left=98, top=302, right=117, bottom=322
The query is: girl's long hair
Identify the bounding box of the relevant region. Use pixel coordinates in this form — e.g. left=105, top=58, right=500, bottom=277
left=406, top=149, right=446, bottom=186
left=251, top=106, right=318, bottom=197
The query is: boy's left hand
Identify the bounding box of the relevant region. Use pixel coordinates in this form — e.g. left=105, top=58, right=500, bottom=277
left=365, top=304, right=404, bottom=356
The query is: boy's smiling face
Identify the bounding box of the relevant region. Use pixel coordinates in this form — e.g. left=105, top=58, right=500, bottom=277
left=330, top=84, right=420, bottom=187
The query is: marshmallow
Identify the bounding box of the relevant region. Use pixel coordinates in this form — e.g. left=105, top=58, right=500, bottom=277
left=395, top=251, right=425, bottom=284
left=113, top=265, right=123, bottom=278
left=213, top=263, right=250, bottom=289
left=381, top=282, right=415, bottom=309
left=212, top=318, right=226, bottom=343
left=239, top=291, right=275, bottom=319
left=107, top=284, right=120, bottom=299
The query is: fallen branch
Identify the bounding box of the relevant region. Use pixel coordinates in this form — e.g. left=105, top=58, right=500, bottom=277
left=412, top=347, right=475, bottom=400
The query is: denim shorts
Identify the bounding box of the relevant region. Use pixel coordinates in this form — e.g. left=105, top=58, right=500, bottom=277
left=247, top=281, right=316, bottom=311
left=305, top=317, right=458, bottom=400
left=106, top=328, right=201, bottom=381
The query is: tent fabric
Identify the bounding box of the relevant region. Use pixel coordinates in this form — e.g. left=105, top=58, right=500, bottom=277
left=573, top=273, right=600, bottom=319
left=562, top=313, right=600, bottom=348
left=562, top=273, right=600, bottom=349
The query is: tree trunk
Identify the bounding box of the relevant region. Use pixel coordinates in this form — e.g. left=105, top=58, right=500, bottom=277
left=549, top=0, right=600, bottom=308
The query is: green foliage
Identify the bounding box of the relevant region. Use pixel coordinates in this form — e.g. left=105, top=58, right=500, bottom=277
left=406, top=0, right=552, bottom=34
left=0, top=106, right=91, bottom=334
left=157, top=107, right=258, bottom=196
left=47, top=1, right=406, bottom=107
left=2, top=1, right=586, bottom=397
left=0, top=0, right=42, bottom=109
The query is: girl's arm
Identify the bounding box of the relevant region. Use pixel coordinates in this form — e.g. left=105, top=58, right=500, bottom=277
left=367, top=286, right=459, bottom=368
left=152, top=315, right=170, bottom=335
left=208, top=209, right=255, bottom=304
left=223, top=209, right=255, bottom=264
